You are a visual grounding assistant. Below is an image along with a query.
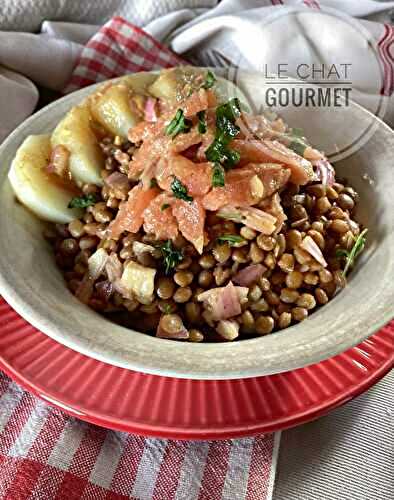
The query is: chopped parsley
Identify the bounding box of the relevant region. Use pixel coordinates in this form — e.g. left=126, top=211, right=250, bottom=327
left=165, top=109, right=192, bottom=137
left=197, top=110, right=207, bottom=134
left=158, top=240, right=184, bottom=274
left=68, top=193, right=97, bottom=209
left=171, top=176, right=193, bottom=202
left=149, top=178, right=158, bottom=188
left=291, top=127, right=304, bottom=137
left=206, top=98, right=242, bottom=181
left=161, top=203, right=170, bottom=211
left=335, top=228, right=368, bottom=277
left=217, top=234, right=245, bottom=246
left=201, top=70, right=217, bottom=89
left=212, top=163, right=225, bottom=187
left=288, top=140, right=307, bottom=157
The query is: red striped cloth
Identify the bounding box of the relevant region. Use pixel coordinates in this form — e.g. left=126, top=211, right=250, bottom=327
left=0, top=17, right=279, bottom=500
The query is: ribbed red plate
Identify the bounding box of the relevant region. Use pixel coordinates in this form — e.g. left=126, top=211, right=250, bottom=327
left=0, top=298, right=393, bottom=439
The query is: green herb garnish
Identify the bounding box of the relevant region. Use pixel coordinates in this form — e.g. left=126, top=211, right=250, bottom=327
left=201, top=70, right=216, bottom=89
left=161, top=203, right=170, bottom=211
left=205, top=98, right=242, bottom=176
left=165, top=109, right=192, bottom=137
left=291, top=127, right=304, bottom=137
left=197, top=110, right=207, bottom=134
left=335, top=228, right=368, bottom=277
left=288, top=140, right=307, bottom=156
left=171, top=176, right=193, bottom=202
left=212, top=163, right=225, bottom=187
left=68, top=193, right=97, bottom=209
left=158, top=240, right=184, bottom=274
left=150, top=178, right=158, bottom=188
left=217, top=234, right=245, bottom=246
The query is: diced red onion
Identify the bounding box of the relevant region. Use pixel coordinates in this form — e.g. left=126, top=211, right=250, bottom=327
left=88, top=248, right=109, bottom=280
left=95, top=280, right=114, bottom=302
left=105, top=172, right=130, bottom=196
left=197, top=281, right=248, bottom=321
left=156, top=317, right=189, bottom=339
left=233, top=264, right=266, bottom=286
left=144, top=97, right=158, bottom=122
left=313, top=159, right=335, bottom=186
left=75, top=273, right=95, bottom=304
left=105, top=253, right=123, bottom=282
left=46, top=145, right=70, bottom=178
left=300, top=235, right=327, bottom=267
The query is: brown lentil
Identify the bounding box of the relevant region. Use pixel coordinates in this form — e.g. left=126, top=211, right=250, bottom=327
left=319, top=269, right=333, bottom=284
left=213, top=244, right=231, bottom=263
left=232, top=248, right=248, bottom=263
left=280, top=288, right=300, bottom=304
left=286, top=229, right=303, bottom=249
left=198, top=270, right=213, bottom=288
left=278, top=253, right=295, bottom=273
left=304, top=272, right=319, bottom=286
left=79, top=236, right=98, bottom=250
left=292, top=307, right=308, bottom=322
left=214, top=267, right=231, bottom=286
left=189, top=329, right=204, bottom=342
left=173, top=286, right=192, bottom=303
left=156, top=277, right=175, bottom=300
left=160, top=314, right=184, bottom=334
left=248, top=284, right=263, bottom=302
left=257, top=234, right=275, bottom=251
left=259, top=277, right=271, bottom=291
left=240, top=226, right=257, bottom=240
left=249, top=242, right=264, bottom=263
left=185, top=302, right=201, bottom=323
left=264, top=252, right=276, bottom=269
left=255, top=316, right=275, bottom=335
left=315, top=288, right=329, bottom=304
left=198, top=254, right=215, bottom=269
left=285, top=270, right=303, bottom=289
left=296, top=293, right=316, bottom=310
left=250, top=298, right=270, bottom=312
left=308, top=229, right=325, bottom=250
left=241, top=310, right=255, bottom=333
left=174, top=271, right=193, bottom=287
left=278, top=312, right=292, bottom=329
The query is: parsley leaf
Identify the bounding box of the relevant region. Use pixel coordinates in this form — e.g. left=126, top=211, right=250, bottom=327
left=217, top=234, right=245, bottom=246
left=291, top=127, right=304, bottom=137
left=205, top=98, right=242, bottom=182
left=171, top=177, right=193, bottom=202
left=197, top=110, right=207, bottom=134
left=68, top=194, right=97, bottom=209
left=158, top=240, right=184, bottom=275
left=288, top=140, right=307, bottom=157
left=335, top=228, right=368, bottom=277
left=201, top=70, right=216, bottom=89
left=161, top=203, right=170, bottom=211
left=212, top=163, right=225, bottom=187
left=165, top=109, right=192, bottom=137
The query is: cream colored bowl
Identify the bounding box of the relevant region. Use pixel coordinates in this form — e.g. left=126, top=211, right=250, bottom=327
left=0, top=72, right=393, bottom=379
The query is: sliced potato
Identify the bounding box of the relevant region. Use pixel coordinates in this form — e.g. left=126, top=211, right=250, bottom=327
left=90, top=84, right=141, bottom=138
left=148, top=66, right=251, bottom=108
left=8, top=135, right=82, bottom=223
left=51, top=104, right=103, bottom=186
left=148, top=68, right=182, bottom=103
left=120, top=261, right=156, bottom=305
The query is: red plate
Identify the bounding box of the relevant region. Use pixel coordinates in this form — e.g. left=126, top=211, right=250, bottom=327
left=0, top=298, right=393, bottom=440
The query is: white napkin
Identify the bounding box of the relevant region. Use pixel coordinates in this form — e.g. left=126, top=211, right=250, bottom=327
left=0, top=0, right=392, bottom=143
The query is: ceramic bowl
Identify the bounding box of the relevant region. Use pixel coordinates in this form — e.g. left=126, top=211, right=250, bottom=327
left=0, top=73, right=393, bottom=379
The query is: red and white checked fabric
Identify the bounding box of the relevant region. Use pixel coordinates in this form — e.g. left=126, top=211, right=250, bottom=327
left=0, top=17, right=279, bottom=500
left=0, top=372, right=280, bottom=500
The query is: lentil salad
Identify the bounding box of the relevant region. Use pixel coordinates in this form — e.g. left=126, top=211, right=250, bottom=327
left=10, top=68, right=368, bottom=342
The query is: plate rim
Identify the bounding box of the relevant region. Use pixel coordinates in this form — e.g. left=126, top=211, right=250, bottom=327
left=0, top=300, right=393, bottom=440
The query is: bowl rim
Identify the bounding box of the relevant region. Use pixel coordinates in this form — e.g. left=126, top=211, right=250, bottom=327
left=0, top=74, right=394, bottom=380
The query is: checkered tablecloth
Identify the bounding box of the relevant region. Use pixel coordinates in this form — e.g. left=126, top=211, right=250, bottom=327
left=0, top=17, right=279, bottom=500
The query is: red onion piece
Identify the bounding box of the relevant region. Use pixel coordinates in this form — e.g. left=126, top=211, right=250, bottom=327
left=95, top=280, right=114, bottom=302
left=197, top=281, right=248, bottom=321
left=313, top=159, right=335, bottom=186
left=144, top=97, right=158, bottom=122
left=233, top=264, right=266, bottom=287
left=300, top=235, right=328, bottom=267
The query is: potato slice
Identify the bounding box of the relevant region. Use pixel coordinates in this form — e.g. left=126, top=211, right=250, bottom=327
left=148, top=67, right=251, bottom=107
left=90, top=84, right=141, bottom=138
left=51, top=104, right=103, bottom=186
left=8, top=135, right=82, bottom=223
left=120, top=261, right=156, bottom=305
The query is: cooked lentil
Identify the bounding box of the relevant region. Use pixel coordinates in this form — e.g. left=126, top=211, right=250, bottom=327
left=50, top=132, right=366, bottom=342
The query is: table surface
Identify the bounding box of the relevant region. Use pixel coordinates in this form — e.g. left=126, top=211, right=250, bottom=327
left=274, top=368, right=393, bottom=500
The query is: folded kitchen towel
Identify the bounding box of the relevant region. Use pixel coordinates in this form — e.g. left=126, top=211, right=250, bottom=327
left=0, top=18, right=281, bottom=500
